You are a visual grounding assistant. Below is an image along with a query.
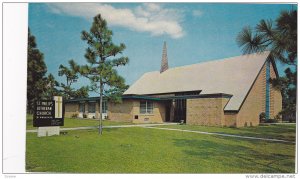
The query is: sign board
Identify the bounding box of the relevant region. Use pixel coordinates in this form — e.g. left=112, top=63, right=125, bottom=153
left=33, top=96, right=64, bottom=127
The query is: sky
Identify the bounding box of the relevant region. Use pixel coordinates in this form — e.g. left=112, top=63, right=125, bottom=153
left=28, top=3, right=296, bottom=97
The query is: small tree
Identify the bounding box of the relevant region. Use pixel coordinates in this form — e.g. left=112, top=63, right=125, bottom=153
left=80, top=14, right=129, bottom=134
left=27, top=29, right=48, bottom=113
left=58, top=59, right=89, bottom=99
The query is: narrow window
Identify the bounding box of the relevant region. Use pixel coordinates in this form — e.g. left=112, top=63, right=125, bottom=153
left=147, top=101, right=153, bottom=114
left=140, top=101, right=147, bottom=114
left=102, top=101, right=107, bottom=113
left=79, top=103, right=85, bottom=113
left=88, top=102, right=96, bottom=113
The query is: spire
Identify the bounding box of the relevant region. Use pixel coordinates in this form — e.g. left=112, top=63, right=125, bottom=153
left=160, top=41, right=169, bottom=73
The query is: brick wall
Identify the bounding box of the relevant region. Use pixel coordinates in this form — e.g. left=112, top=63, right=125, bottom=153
left=236, top=61, right=282, bottom=127
left=108, top=100, right=134, bottom=122
left=131, top=101, right=166, bottom=123
left=270, top=62, right=283, bottom=120
left=221, top=98, right=230, bottom=125
left=108, top=99, right=166, bottom=123
left=186, top=97, right=228, bottom=126
left=224, top=113, right=237, bottom=127
left=65, top=103, right=79, bottom=118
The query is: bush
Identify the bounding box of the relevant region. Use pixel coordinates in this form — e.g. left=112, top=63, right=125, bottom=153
left=265, top=118, right=278, bottom=123
left=274, top=114, right=282, bottom=122
left=260, top=112, right=279, bottom=123
left=71, top=113, right=78, bottom=118
left=281, top=112, right=295, bottom=123
left=259, top=112, right=266, bottom=123
left=83, top=114, right=87, bottom=118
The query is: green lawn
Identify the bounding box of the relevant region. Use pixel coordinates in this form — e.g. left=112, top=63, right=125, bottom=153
left=26, top=114, right=133, bottom=130
left=26, top=124, right=295, bottom=173
left=157, top=123, right=296, bottom=142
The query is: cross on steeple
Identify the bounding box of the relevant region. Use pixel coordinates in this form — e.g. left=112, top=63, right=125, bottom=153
left=160, top=41, right=169, bottom=73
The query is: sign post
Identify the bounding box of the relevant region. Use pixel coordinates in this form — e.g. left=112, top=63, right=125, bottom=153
left=33, top=96, right=64, bottom=137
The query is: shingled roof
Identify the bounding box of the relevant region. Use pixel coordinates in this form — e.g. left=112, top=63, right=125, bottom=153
left=124, top=51, right=270, bottom=111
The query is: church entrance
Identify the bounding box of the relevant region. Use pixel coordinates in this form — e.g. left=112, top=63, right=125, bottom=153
left=174, top=98, right=186, bottom=123
left=165, top=105, right=170, bottom=122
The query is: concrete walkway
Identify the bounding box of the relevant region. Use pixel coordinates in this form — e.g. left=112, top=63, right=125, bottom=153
left=26, top=123, right=178, bottom=133
left=144, top=126, right=295, bottom=144
left=260, top=123, right=296, bottom=125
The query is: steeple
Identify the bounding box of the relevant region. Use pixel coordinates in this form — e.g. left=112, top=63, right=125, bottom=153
left=160, top=41, right=169, bottom=73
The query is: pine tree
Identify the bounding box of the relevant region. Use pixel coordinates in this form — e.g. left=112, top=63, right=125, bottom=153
left=27, top=29, right=47, bottom=113
left=43, top=73, right=60, bottom=98
left=58, top=59, right=89, bottom=99
left=80, top=14, right=129, bottom=134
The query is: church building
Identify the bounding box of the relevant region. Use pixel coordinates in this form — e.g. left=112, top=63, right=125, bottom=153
left=64, top=42, right=282, bottom=127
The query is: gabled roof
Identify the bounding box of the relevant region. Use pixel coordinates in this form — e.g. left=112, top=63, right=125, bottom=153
left=124, top=51, right=270, bottom=111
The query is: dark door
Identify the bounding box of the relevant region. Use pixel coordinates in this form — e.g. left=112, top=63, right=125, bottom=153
left=165, top=105, right=170, bottom=122
left=174, top=99, right=186, bottom=123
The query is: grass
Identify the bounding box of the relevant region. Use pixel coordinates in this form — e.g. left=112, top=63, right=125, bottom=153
left=158, top=124, right=296, bottom=142
left=26, top=124, right=295, bottom=173
left=26, top=114, right=133, bottom=130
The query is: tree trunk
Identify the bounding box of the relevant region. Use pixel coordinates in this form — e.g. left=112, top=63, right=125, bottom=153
left=99, top=82, right=103, bottom=135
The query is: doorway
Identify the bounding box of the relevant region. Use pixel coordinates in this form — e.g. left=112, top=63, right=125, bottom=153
left=174, top=99, right=186, bottom=123
left=165, top=105, right=170, bottom=122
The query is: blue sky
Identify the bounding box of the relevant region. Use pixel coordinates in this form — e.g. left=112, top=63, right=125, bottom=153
left=29, top=3, right=295, bottom=97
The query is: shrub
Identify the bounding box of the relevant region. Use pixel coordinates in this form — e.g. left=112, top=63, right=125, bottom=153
left=71, top=113, right=78, bottom=118
left=274, top=114, right=282, bottom=122
left=265, top=118, right=278, bottom=123
left=228, top=125, right=236, bottom=128
left=259, top=112, right=266, bottom=123
left=260, top=112, right=279, bottom=123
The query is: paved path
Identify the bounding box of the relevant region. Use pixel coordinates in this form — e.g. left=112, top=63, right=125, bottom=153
left=144, top=126, right=295, bottom=144
left=26, top=123, right=178, bottom=133
left=260, top=123, right=296, bottom=125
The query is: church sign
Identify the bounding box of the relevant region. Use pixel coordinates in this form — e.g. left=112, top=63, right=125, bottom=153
left=33, top=96, right=64, bottom=127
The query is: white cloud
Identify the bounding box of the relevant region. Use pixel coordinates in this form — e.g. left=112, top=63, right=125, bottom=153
left=47, top=3, right=185, bottom=39
left=192, top=10, right=203, bottom=17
